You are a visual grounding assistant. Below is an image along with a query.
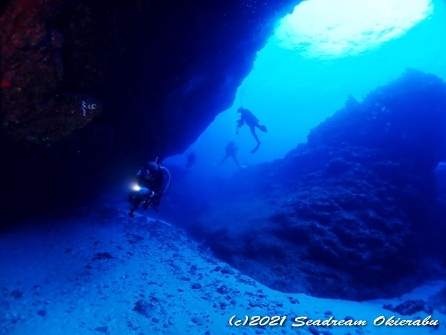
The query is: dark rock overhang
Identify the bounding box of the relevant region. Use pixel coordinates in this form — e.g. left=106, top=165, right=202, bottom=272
left=0, top=0, right=299, bottom=219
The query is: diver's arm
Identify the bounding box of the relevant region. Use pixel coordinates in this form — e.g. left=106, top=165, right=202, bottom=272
left=236, top=119, right=244, bottom=134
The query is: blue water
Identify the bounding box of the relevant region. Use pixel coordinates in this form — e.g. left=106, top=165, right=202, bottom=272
left=3, top=1, right=446, bottom=334
left=165, top=0, right=446, bottom=178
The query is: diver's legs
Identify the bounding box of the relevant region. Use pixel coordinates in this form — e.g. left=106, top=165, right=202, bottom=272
left=231, top=154, right=241, bottom=167
left=219, top=154, right=230, bottom=165
left=249, top=126, right=260, bottom=144
left=256, top=123, right=267, bottom=133
left=250, top=142, right=261, bottom=154
left=249, top=125, right=261, bottom=153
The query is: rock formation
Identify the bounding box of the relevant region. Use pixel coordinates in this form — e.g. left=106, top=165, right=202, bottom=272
left=181, top=70, right=446, bottom=299
left=0, top=0, right=298, bottom=220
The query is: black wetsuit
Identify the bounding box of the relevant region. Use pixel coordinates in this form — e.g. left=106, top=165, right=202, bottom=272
left=237, top=108, right=267, bottom=153
left=219, top=141, right=241, bottom=167
left=136, top=167, right=169, bottom=206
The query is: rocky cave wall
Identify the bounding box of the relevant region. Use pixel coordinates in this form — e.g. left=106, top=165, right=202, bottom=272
left=172, top=69, right=446, bottom=300
left=0, top=0, right=298, bottom=221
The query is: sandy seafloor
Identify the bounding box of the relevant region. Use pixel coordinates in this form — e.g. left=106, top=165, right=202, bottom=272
left=1, top=193, right=445, bottom=335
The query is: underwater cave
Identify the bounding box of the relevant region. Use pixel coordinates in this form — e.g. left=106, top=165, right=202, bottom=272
left=1, top=0, right=446, bottom=334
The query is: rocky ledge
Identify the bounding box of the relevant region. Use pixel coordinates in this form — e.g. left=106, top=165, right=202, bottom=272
left=0, top=0, right=298, bottom=221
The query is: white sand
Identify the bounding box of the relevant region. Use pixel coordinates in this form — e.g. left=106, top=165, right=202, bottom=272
left=0, top=201, right=445, bottom=335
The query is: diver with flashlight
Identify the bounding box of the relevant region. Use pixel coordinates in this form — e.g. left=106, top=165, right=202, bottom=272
left=128, top=159, right=171, bottom=218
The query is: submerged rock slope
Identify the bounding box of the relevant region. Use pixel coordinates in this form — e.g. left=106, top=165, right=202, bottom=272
left=186, top=69, right=446, bottom=300
left=1, top=199, right=445, bottom=335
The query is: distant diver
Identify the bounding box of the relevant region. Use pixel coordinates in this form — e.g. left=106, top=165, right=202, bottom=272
left=218, top=140, right=245, bottom=168
left=236, top=107, right=267, bottom=153
left=128, top=159, right=171, bottom=217
left=185, top=152, right=196, bottom=169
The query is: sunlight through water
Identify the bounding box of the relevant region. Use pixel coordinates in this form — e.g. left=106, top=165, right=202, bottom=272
left=166, top=0, right=446, bottom=177
left=275, top=0, right=434, bottom=59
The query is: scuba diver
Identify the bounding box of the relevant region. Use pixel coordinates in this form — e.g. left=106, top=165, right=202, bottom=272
left=128, top=160, right=171, bottom=218
left=218, top=140, right=244, bottom=168
left=236, top=107, right=267, bottom=153
left=185, top=152, right=196, bottom=169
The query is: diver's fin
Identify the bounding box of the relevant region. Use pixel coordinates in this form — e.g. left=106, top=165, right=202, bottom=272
left=250, top=142, right=261, bottom=154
